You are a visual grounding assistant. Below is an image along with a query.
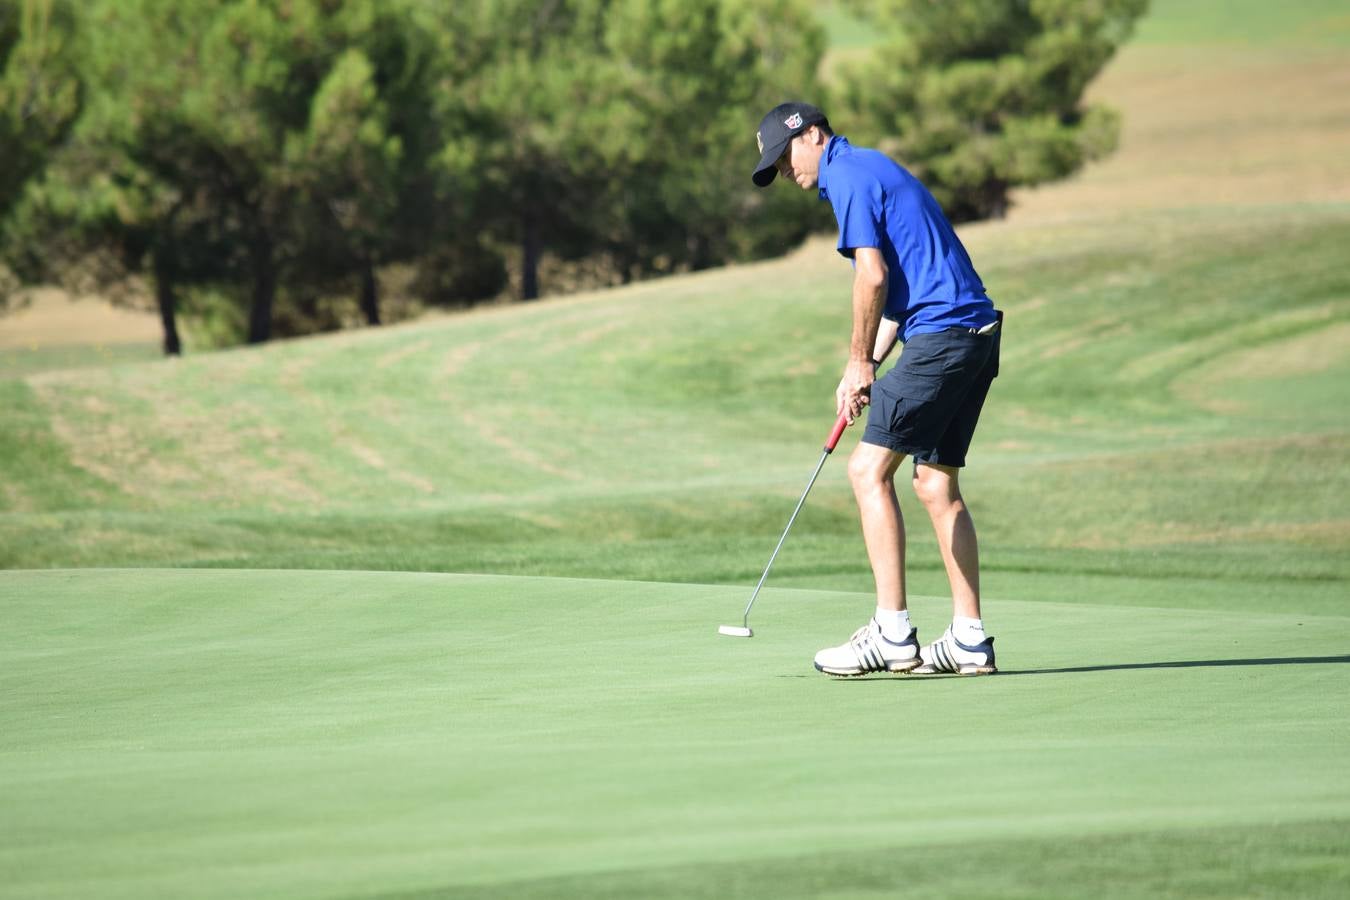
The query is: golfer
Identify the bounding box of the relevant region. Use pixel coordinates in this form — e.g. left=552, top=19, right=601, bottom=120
left=751, top=101, right=1001, bottom=676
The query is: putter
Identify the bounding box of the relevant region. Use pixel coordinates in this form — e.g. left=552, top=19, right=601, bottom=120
left=719, top=413, right=850, bottom=638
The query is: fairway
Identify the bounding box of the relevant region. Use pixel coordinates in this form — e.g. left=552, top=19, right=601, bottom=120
left=2, top=568, right=1347, bottom=899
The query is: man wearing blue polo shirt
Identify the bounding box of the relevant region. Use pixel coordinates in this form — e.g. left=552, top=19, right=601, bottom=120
left=751, top=101, right=1001, bottom=676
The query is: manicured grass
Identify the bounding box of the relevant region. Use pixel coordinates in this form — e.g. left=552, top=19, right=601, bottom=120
left=1132, top=0, right=1350, bottom=47
left=814, top=0, right=1350, bottom=50
left=2, top=569, right=1347, bottom=899
left=813, top=1, right=876, bottom=50
left=0, top=342, right=161, bottom=380
left=4, top=207, right=1347, bottom=601
left=2, top=2, right=1349, bottom=897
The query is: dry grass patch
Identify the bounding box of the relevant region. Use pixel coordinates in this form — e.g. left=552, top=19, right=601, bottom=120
left=0, top=289, right=159, bottom=349
left=1010, top=46, right=1350, bottom=222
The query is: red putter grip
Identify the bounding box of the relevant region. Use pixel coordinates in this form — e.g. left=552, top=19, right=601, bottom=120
left=824, top=414, right=850, bottom=453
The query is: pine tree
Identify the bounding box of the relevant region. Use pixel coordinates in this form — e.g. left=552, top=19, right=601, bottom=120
left=837, top=0, right=1149, bottom=221
left=0, top=0, right=80, bottom=219
left=442, top=0, right=826, bottom=299
left=10, top=0, right=469, bottom=347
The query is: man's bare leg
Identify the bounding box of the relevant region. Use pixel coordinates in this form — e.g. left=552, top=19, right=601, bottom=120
left=912, top=462, right=980, bottom=620
left=812, top=439, right=923, bottom=676
left=847, top=441, right=909, bottom=612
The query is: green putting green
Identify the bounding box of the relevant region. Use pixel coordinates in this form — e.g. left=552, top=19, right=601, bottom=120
left=3, top=568, right=1346, bottom=898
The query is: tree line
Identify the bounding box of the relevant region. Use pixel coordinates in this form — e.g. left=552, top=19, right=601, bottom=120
left=0, top=0, right=1146, bottom=354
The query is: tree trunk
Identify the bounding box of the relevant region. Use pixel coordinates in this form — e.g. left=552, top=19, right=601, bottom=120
left=152, top=250, right=182, bottom=357
left=985, top=181, right=1009, bottom=220
left=359, top=260, right=380, bottom=326
left=247, top=235, right=276, bottom=344
left=521, top=211, right=540, bottom=301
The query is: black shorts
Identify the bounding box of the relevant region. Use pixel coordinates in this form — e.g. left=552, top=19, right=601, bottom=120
left=861, top=315, right=1001, bottom=468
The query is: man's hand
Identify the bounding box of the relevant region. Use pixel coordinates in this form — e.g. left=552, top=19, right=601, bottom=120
left=836, top=357, right=875, bottom=424
left=838, top=247, right=887, bottom=424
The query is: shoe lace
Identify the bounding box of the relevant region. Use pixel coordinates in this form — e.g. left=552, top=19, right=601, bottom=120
left=848, top=623, right=877, bottom=653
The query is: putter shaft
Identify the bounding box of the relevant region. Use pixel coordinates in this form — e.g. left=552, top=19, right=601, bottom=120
left=738, top=445, right=833, bottom=628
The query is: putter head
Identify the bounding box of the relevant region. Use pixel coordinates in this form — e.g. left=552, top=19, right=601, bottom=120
left=718, top=625, right=753, bottom=638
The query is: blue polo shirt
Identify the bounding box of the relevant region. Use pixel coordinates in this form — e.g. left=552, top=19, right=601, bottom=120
left=817, top=136, right=995, bottom=340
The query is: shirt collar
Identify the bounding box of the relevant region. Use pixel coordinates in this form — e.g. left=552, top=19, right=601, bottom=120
left=817, top=135, right=848, bottom=199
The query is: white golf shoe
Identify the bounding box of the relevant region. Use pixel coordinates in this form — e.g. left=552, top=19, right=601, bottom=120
left=911, top=625, right=997, bottom=675
left=813, top=619, right=922, bottom=676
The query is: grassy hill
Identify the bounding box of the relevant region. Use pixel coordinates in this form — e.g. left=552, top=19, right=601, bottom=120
left=2, top=1, right=1349, bottom=897
left=4, top=206, right=1347, bottom=611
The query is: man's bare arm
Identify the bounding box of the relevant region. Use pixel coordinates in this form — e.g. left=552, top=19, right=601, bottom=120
left=872, top=316, right=899, bottom=368
left=836, top=247, right=888, bottom=423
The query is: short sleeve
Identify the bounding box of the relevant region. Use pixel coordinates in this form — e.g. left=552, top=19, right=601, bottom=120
left=831, top=168, right=884, bottom=259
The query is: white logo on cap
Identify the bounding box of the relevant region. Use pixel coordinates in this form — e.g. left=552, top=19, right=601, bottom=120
left=756, top=131, right=764, bottom=153
left=784, top=112, right=803, bottom=129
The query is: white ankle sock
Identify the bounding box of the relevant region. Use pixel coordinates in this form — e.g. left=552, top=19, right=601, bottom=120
left=875, top=608, right=912, bottom=641
left=952, top=616, right=985, bottom=645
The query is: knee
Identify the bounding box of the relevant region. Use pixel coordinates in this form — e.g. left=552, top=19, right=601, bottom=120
left=848, top=449, right=890, bottom=495
left=913, top=467, right=960, bottom=511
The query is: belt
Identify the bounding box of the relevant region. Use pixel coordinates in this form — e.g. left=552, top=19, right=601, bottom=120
left=968, top=309, right=1003, bottom=335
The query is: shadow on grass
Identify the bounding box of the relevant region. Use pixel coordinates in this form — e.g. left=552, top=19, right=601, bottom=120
left=363, top=819, right=1350, bottom=900
left=812, top=655, right=1350, bottom=681
left=1003, top=654, right=1350, bottom=676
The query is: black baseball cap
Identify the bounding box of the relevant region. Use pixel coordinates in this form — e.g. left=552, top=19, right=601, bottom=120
left=752, top=101, right=829, bottom=187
